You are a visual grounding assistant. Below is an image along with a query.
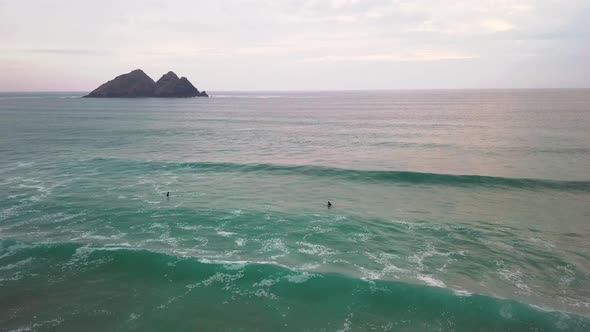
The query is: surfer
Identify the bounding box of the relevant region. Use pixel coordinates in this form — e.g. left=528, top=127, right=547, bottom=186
left=326, top=201, right=332, bottom=208
left=166, top=192, right=170, bottom=199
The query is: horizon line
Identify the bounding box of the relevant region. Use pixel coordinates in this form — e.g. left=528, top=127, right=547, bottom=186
left=1, top=87, right=590, bottom=94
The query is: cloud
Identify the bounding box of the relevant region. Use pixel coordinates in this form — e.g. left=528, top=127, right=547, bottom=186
left=330, top=0, right=361, bottom=9
left=303, top=51, right=477, bottom=62
left=0, top=0, right=589, bottom=90
left=20, top=49, right=112, bottom=56
left=481, top=20, right=515, bottom=32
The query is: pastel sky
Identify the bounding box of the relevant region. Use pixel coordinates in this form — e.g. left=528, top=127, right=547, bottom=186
left=1, top=0, right=589, bottom=91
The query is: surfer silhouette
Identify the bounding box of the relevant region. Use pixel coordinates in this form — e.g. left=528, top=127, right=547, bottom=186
left=326, top=201, right=332, bottom=208
left=166, top=192, right=170, bottom=199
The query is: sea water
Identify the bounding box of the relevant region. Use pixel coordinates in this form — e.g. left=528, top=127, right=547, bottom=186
left=0, top=90, right=589, bottom=331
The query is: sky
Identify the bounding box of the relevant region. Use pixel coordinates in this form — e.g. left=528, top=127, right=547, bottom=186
left=1, top=0, right=589, bottom=91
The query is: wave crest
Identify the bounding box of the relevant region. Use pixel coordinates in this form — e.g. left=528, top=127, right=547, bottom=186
left=1, top=241, right=589, bottom=331
left=91, top=158, right=590, bottom=191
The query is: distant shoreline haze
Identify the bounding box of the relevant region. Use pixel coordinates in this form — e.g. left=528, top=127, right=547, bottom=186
left=1, top=88, right=590, bottom=95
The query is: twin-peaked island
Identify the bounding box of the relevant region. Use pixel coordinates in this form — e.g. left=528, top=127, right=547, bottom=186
left=84, top=69, right=208, bottom=98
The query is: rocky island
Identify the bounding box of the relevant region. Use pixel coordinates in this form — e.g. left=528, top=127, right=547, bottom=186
left=84, top=69, right=208, bottom=98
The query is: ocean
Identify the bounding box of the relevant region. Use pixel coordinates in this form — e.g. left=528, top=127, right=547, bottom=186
left=0, top=90, right=589, bottom=331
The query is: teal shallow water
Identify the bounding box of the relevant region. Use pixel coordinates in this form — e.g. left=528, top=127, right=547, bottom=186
left=1, top=90, right=590, bottom=331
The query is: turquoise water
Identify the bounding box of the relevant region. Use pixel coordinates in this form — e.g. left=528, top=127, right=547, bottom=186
left=1, top=90, right=589, bottom=331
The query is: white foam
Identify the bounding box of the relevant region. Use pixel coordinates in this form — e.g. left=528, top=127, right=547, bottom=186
left=48, top=212, right=86, bottom=224
left=285, top=272, right=315, bottom=284
left=1, top=205, right=23, bottom=220
left=452, top=288, right=473, bottom=297
left=366, top=252, right=399, bottom=265
left=253, top=288, right=278, bottom=299
left=556, top=296, right=590, bottom=309
left=0, top=258, right=32, bottom=271
left=221, top=261, right=247, bottom=270
left=199, top=271, right=244, bottom=287
left=8, top=322, right=42, bottom=332
left=149, top=223, right=168, bottom=229
left=253, top=278, right=277, bottom=287
left=178, top=225, right=201, bottom=231
left=261, top=238, right=289, bottom=259
left=217, top=231, right=236, bottom=237
left=337, top=312, right=354, bottom=332
left=197, top=257, right=293, bottom=272
left=16, top=161, right=35, bottom=168
left=408, top=242, right=455, bottom=272
left=299, top=262, right=321, bottom=270
left=7, top=194, right=27, bottom=199
left=528, top=237, right=556, bottom=250
left=74, top=245, right=141, bottom=254
left=296, top=242, right=336, bottom=257
left=106, top=242, right=132, bottom=247
left=417, top=274, right=446, bottom=288
left=308, top=225, right=332, bottom=234
left=70, top=232, right=127, bottom=242
left=0, top=273, right=25, bottom=283
left=351, top=232, right=373, bottom=243
left=359, top=268, right=384, bottom=280
left=557, top=265, right=575, bottom=289
left=481, top=239, right=514, bottom=251
left=497, top=268, right=531, bottom=294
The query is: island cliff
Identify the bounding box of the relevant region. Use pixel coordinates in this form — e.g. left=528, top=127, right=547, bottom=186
left=154, top=71, right=206, bottom=97
left=84, top=69, right=208, bottom=98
